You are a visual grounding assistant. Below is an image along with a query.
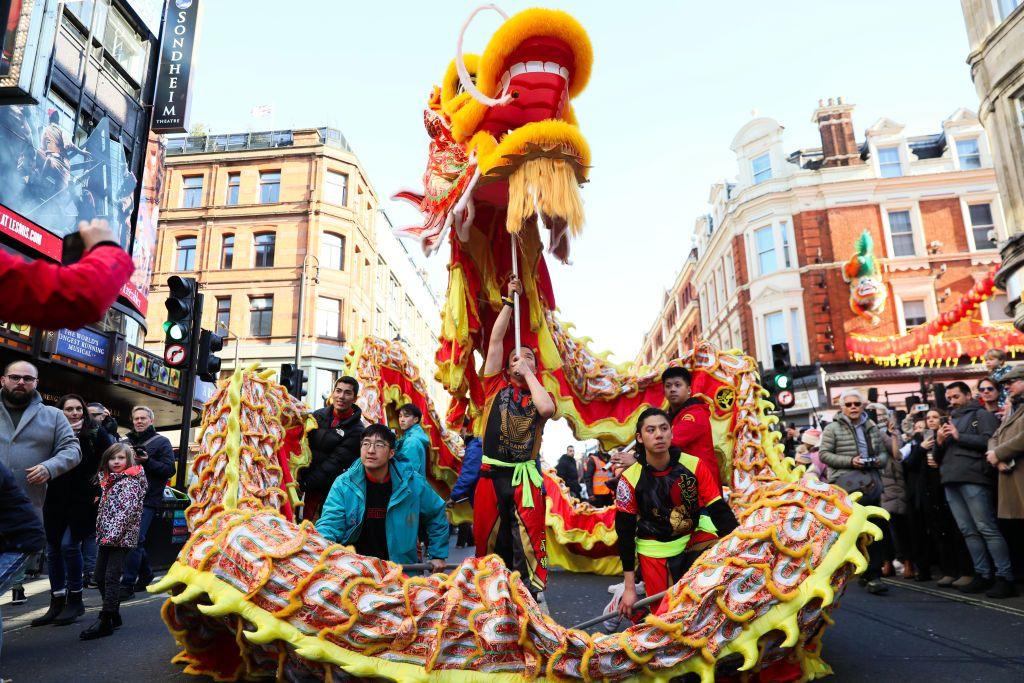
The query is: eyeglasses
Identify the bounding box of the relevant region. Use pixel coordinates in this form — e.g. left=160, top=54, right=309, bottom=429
left=5, top=374, right=37, bottom=384
left=843, top=401, right=862, bottom=407
left=979, top=386, right=997, bottom=393
left=360, top=440, right=391, bottom=451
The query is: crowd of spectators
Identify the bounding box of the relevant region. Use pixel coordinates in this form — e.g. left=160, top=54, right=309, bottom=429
left=787, top=348, right=1024, bottom=599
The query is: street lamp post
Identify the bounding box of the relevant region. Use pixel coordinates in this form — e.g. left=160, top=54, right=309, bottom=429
left=294, top=254, right=320, bottom=371
left=215, top=321, right=239, bottom=369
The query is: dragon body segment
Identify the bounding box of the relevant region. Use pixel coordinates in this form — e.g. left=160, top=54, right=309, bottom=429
left=154, top=8, right=886, bottom=681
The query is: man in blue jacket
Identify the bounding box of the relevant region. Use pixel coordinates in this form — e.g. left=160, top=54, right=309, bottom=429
left=1, top=458, right=45, bottom=667
left=315, top=424, right=449, bottom=570
left=395, top=403, right=430, bottom=476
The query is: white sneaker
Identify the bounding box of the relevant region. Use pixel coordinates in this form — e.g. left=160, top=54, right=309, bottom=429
left=892, top=559, right=904, bottom=574
left=536, top=591, right=550, bottom=615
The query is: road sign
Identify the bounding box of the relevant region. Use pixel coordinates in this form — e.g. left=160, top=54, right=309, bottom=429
left=776, top=389, right=795, bottom=408
left=164, top=343, right=187, bottom=367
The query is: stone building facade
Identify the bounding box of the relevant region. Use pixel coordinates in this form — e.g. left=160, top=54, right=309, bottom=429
left=144, top=127, right=443, bottom=409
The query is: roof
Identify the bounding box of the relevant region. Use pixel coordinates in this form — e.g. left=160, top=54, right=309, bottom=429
left=166, top=127, right=353, bottom=156
left=825, top=364, right=988, bottom=384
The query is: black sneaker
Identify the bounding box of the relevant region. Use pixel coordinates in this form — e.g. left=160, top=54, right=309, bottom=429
left=985, top=577, right=1018, bottom=599
left=10, top=587, right=26, bottom=605
left=958, top=575, right=993, bottom=594
left=117, top=585, right=135, bottom=602
left=865, top=579, right=889, bottom=595
left=134, top=572, right=154, bottom=592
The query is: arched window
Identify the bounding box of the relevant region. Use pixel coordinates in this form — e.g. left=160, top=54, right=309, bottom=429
left=253, top=232, right=276, bottom=268
left=175, top=236, right=196, bottom=271
left=320, top=232, right=345, bottom=270
left=221, top=234, right=234, bottom=269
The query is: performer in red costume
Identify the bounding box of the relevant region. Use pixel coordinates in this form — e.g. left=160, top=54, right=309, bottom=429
left=473, top=276, right=556, bottom=598
left=661, top=367, right=718, bottom=489
left=616, top=408, right=737, bottom=618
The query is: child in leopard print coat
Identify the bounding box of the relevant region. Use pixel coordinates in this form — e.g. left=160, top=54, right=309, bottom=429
left=80, top=443, right=146, bottom=641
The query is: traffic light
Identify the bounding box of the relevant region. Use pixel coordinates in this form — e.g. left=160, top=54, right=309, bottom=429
left=769, top=342, right=795, bottom=410
left=196, top=329, right=224, bottom=382
left=163, top=276, right=197, bottom=369
left=280, top=363, right=308, bottom=399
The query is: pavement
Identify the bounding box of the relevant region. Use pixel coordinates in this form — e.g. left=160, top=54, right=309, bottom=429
left=4, top=544, right=1024, bottom=682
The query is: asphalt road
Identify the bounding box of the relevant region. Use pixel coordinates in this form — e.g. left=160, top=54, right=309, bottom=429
left=4, top=545, right=1024, bottom=682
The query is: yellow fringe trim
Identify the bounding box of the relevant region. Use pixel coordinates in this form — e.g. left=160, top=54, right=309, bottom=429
left=506, top=157, right=585, bottom=238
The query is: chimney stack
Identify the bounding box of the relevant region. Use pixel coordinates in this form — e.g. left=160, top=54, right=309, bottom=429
left=812, top=97, right=862, bottom=168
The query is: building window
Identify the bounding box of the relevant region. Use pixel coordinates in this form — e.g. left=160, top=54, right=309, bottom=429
left=315, top=297, right=341, bottom=338
left=764, top=311, right=786, bottom=361
left=226, top=173, right=240, bottom=205
left=724, top=256, right=736, bottom=294
left=102, top=6, right=146, bottom=83
left=259, top=171, right=281, bottom=203
left=887, top=210, right=916, bottom=256
left=998, top=0, right=1023, bottom=20
left=175, top=236, right=196, bottom=271
left=221, top=234, right=234, bottom=269
left=956, top=138, right=981, bottom=169
left=215, top=297, right=231, bottom=333
left=315, top=368, right=339, bottom=402
left=902, top=299, right=927, bottom=328
left=789, top=309, right=804, bottom=364
left=987, top=293, right=1012, bottom=321
left=325, top=171, right=348, bottom=206
left=968, top=203, right=997, bottom=249
left=714, top=267, right=726, bottom=310
left=877, top=146, right=902, bottom=178
left=780, top=221, right=792, bottom=268
left=181, top=176, right=203, bottom=208
left=249, top=296, right=273, bottom=337
left=755, top=225, right=778, bottom=275
left=752, top=153, right=772, bottom=184
left=253, top=233, right=276, bottom=268
left=320, top=232, right=345, bottom=270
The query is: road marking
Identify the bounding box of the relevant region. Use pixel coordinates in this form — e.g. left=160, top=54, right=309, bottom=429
left=881, top=578, right=1024, bottom=618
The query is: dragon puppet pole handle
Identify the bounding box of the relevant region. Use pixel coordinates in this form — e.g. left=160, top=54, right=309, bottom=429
left=511, top=232, right=522, bottom=356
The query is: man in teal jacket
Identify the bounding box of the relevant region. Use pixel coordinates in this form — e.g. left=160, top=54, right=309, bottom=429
left=315, top=423, right=448, bottom=570
left=395, top=403, right=430, bottom=476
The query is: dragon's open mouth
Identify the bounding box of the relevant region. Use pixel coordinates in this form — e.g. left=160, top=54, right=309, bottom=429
left=479, top=37, right=575, bottom=139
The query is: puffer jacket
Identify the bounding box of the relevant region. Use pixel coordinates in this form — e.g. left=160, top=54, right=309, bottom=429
left=988, top=399, right=1024, bottom=519
left=96, top=465, right=147, bottom=547
left=302, top=405, right=366, bottom=494
left=818, top=413, right=887, bottom=484
left=938, top=399, right=999, bottom=487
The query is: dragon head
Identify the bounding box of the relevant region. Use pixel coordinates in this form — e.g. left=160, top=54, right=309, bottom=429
left=396, top=7, right=593, bottom=261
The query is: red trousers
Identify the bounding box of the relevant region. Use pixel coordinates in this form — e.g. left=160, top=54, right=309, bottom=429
left=474, top=474, right=548, bottom=595
left=638, top=554, right=673, bottom=615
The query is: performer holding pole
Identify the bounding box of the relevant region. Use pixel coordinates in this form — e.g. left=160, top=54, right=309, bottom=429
left=473, top=273, right=556, bottom=599
left=615, top=408, right=738, bottom=618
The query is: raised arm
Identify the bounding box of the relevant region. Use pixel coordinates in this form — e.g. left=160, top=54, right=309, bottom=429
left=483, top=277, right=522, bottom=376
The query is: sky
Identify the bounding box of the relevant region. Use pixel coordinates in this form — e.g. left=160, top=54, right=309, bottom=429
left=184, top=1, right=979, bottom=462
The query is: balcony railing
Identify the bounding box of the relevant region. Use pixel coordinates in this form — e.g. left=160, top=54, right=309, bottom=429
left=166, top=128, right=353, bottom=156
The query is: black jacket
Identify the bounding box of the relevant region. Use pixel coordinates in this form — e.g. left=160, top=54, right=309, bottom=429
left=555, top=454, right=582, bottom=498
left=938, top=399, right=999, bottom=487
left=46, top=421, right=115, bottom=508
left=125, top=427, right=176, bottom=508
left=302, top=405, right=365, bottom=494
left=0, top=459, right=45, bottom=553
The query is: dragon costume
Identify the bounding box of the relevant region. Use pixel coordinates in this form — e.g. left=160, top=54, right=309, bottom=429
left=841, top=230, right=887, bottom=325
left=154, top=8, right=886, bottom=681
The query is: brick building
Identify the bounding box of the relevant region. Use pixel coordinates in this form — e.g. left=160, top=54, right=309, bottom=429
left=636, top=248, right=701, bottom=367
left=144, top=127, right=444, bottom=409
left=642, top=100, right=1009, bottom=420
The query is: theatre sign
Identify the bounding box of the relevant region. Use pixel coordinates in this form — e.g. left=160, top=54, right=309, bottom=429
left=152, top=0, right=202, bottom=133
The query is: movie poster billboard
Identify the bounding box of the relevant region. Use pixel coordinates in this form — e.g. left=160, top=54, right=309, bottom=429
left=121, top=135, right=165, bottom=317
left=0, top=101, right=137, bottom=256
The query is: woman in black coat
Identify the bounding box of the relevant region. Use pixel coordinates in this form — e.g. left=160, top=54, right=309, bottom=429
left=32, top=394, right=115, bottom=627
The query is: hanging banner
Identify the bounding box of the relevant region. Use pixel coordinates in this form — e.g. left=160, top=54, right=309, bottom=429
left=151, top=0, right=202, bottom=133
left=121, top=134, right=165, bottom=316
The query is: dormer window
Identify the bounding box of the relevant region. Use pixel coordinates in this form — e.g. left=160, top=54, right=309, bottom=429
left=956, top=138, right=981, bottom=169
left=877, top=146, right=902, bottom=177
left=752, top=153, right=772, bottom=184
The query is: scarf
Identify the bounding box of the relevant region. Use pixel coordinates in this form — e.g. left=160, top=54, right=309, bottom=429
left=330, top=406, right=355, bottom=428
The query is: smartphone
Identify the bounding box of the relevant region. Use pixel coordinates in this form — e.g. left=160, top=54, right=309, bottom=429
left=940, top=416, right=950, bottom=426
left=61, top=231, right=85, bottom=265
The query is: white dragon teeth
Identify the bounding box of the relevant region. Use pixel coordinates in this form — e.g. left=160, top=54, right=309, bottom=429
left=498, top=61, right=569, bottom=89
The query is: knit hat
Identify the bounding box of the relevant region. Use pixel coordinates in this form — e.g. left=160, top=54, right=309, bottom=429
left=801, top=428, right=822, bottom=447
